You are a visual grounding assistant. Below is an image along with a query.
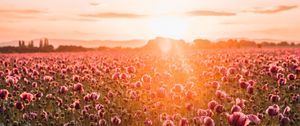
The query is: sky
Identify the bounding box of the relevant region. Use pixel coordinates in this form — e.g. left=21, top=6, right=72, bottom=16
left=0, top=0, right=299, bottom=42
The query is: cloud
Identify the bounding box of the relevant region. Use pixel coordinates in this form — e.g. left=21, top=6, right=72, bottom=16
left=79, top=12, right=146, bottom=18
left=89, top=2, right=100, bottom=6
left=186, top=10, right=236, bottom=16
left=247, top=5, right=298, bottom=14
left=0, top=8, right=45, bottom=20
left=0, top=8, right=45, bottom=14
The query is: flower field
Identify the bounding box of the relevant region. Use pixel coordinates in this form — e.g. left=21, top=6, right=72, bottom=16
left=0, top=49, right=299, bottom=126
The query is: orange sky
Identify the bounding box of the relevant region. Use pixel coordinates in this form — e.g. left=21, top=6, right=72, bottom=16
left=0, top=0, right=299, bottom=42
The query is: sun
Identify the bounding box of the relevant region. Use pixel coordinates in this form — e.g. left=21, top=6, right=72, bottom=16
left=148, top=16, right=187, bottom=39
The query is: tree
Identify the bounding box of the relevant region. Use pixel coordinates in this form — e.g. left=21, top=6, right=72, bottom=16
left=39, top=39, right=43, bottom=48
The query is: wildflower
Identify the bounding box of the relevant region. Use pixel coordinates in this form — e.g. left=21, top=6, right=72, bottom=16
left=127, top=66, right=136, bottom=73
left=269, top=94, right=280, bottom=103
left=162, top=120, right=175, bottom=126
left=287, top=73, right=296, bottom=80
left=0, top=89, right=9, bottom=100
left=208, top=100, right=218, bottom=110
left=111, top=116, right=121, bottom=125
left=227, top=112, right=250, bottom=126
left=266, top=104, right=280, bottom=116
left=247, top=114, right=261, bottom=125
left=98, top=119, right=107, bottom=126
left=215, top=90, right=227, bottom=99
left=185, top=90, right=197, bottom=100
left=144, top=119, right=153, bottom=125
left=111, top=72, right=119, bottom=80
left=235, top=98, right=246, bottom=108
left=280, top=117, right=290, bottom=126
left=23, top=112, right=37, bottom=121
left=203, top=116, right=215, bottom=126
left=269, top=65, right=278, bottom=73
left=246, top=86, right=254, bottom=94
left=277, top=78, right=287, bottom=86
left=231, top=105, right=242, bottom=113
left=20, top=92, right=34, bottom=102
left=15, top=101, right=24, bottom=110
left=73, top=83, right=84, bottom=93
left=173, top=84, right=185, bottom=93
left=134, top=81, right=143, bottom=88
left=141, top=74, right=152, bottom=83
left=179, top=118, right=189, bottom=126
left=59, top=86, right=68, bottom=94
left=214, top=104, right=225, bottom=113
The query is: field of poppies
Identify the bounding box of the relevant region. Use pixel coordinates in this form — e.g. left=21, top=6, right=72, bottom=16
left=0, top=48, right=299, bottom=126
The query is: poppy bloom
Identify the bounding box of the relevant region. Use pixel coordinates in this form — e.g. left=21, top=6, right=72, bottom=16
left=235, top=98, right=246, bottom=108
left=280, top=117, right=290, bottom=126
left=134, top=81, right=143, bottom=88
left=72, top=100, right=81, bottom=110
left=296, top=67, right=300, bottom=74
left=84, top=92, right=100, bottom=102
left=227, top=67, right=236, bottom=75
left=269, top=65, right=278, bottom=73
left=98, top=119, right=107, bottom=126
left=197, top=109, right=208, bottom=116
left=246, top=86, right=254, bottom=94
left=266, top=104, right=280, bottom=116
left=247, top=114, right=261, bottom=125
left=277, top=78, right=287, bottom=86
left=247, top=80, right=256, bottom=86
left=215, top=90, right=227, bottom=99
left=141, top=74, right=152, bottom=83
left=162, top=120, right=175, bottom=126
left=211, top=81, right=220, bottom=89
left=185, top=103, right=194, bottom=111
left=23, top=112, right=37, bottom=121
left=203, top=116, right=215, bottom=126
left=0, top=89, right=9, bottom=100
left=283, top=106, right=291, bottom=115
left=111, top=116, right=121, bottom=125
left=171, top=84, right=184, bottom=93
left=20, top=92, right=34, bottom=102
left=35, top=92, right=43, bottom=100
left=208, top=100, right=218, bottom=110
left=59, top=86, right=68, bottom=94
left=144, top=119, right=153, bottom=126
left=43, top=75, right=53, bottom=82
left=227, top=112, right=250, bottom=126
left=239, top=81, right=249, bottom=89
left=127, top=66, right=136, bottom=73
left=214, top=104, right=225, bottom=113
left=73, top=83, right=84, bottom=93
left=32, top=82, right=38, bottom=88
left=231, top=105, right=242, bottom=114
left=15, top=101, right=24, bottom=110
left=179, top=118, right=189, bottom=126
left=119, top=73, right=128, bottom=80
left=269, top=94, right=280, bottom=103
left=185, top=90, right=197, bottom=100
left=112, top=72, right=120, bottom=80
left=72, top=75, right=80, bottom=82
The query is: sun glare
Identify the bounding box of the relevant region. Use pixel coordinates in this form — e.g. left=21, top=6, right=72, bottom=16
left=149, top=16, right=187, bottom=39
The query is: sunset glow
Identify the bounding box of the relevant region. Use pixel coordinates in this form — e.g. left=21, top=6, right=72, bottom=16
left=1, top=1, right=300, bottom=126
left=0, top=0, right=299, bottom=42
left=149, top=16, right=188, bottom=39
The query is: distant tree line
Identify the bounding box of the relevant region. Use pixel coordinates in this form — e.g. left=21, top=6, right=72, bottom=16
left=0, top=37, right=299, bottom=53
left=0, top=38, right=54, bottom=53
left=192, top=39, right=298, bottom=49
